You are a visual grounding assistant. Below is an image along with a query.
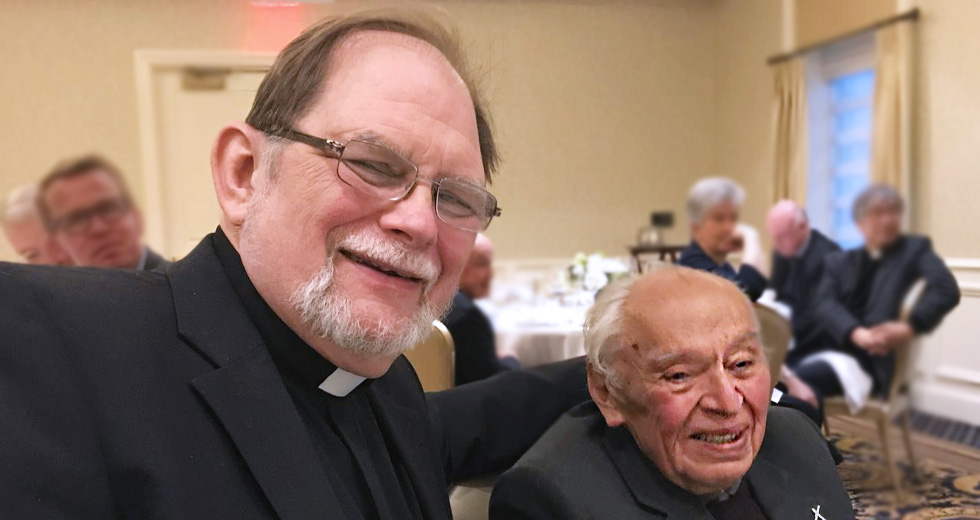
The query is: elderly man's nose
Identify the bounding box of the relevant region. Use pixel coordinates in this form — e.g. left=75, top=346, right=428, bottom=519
left=378, top=183, right=438, bottom=244
left=701, top=373, right=743, bottom=415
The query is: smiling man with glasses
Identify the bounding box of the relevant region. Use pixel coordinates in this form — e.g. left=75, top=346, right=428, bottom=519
left=0, top=12, right=586, bottom=519
left=37, top=154, right=169, bottom=270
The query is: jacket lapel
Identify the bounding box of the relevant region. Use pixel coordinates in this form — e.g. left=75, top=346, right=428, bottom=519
left=365, top=362, right=452, bottom=520
left=746, top=456, right=820, bottom=520
left=170, top=236, right=341, bottom=520
left=601, top=426, right=711, bottom=519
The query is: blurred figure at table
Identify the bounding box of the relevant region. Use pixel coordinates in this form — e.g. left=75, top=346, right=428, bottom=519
left=37, top=154, right=169, bottom=271
left=679, top=177, right=767, bottom=301
left=766, top=200, right=840, bottom=408
left=446, top=233, right=519, bottom=385
left=803, top=185, right=959, bottom=410
left=1, top=183, right=71, bottom=265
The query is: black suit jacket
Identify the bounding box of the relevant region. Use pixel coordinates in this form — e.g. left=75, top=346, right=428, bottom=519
left=679, top=240, right=768, bottom=302
left=142, top=247, right=171, bottom=271
left=816, top=234, right=960, bottom=392
left=445, top=291, right=516, bottom=385
left=769, top=230, right=841, bottom=365
left=0, top=235, right=587, bottom=519
left=489, top=403, right=854, bottom=520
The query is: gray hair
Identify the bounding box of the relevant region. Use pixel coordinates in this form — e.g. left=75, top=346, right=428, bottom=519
left=852, top=184, right=903, bottom=221
left=585, top=266, right=764, bottom=391
left=584, top=274, right=640, bottom=390
left=1, top=183, right=41, bottom=226
left=686, top=177, right=745, bottom=224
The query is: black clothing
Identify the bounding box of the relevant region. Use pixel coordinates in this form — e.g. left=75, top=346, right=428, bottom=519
left=706, top=481, right=768, bottom=520
left=445, top=291, right=518, bottom=385
left=816, top=235, right=960, bottom=394
left=679, top=240, right=767, bottom=301
left=0, top=230, right=589, bottom=519
left=794, top=361, right=844, bottom=401
left=490, top=403, right=854, bottom=519
left=769, top=230, right=842, bottom=366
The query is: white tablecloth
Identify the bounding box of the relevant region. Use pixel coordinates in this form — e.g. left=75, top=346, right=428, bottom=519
left=486, top=302, right=587, bottom=368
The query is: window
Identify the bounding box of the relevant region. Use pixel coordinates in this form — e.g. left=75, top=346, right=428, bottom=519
left=806, top=34, right=875, bottom=249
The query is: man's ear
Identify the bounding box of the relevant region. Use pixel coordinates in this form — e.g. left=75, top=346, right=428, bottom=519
left=588, top=365, right=626, bottom=428
left=211, top=122, right=267, bottom=230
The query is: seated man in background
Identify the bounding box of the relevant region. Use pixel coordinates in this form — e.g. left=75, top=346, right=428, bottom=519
left=445, top=233, right=519, bottom=385
left=37, top=154, right=169, bottom=270
left=808, top=184, right=959, bottom=408
left=490, top=267, right=854, bottom=520
left=1, top=183, right=70, bottom=265
left=679, top=177, right=767, bottom=301
left=766, top=200, right=841, bottom=408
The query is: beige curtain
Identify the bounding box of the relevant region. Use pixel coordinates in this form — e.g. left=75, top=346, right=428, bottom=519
left=870, top=22, right=913, bottom=196
left=771, top=58, right=808, bottom=206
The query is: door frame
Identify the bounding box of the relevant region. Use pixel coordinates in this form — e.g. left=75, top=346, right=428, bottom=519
left=134, top=50, right=276, bottom=253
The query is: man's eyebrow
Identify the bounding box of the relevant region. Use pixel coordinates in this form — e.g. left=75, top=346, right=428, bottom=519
left=727, top=331, right=761, bottom=352
left=349, top=130, right=411, bottom=159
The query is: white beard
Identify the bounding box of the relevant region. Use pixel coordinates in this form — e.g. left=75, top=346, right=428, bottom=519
left=289, top=233, right=442, bottom=360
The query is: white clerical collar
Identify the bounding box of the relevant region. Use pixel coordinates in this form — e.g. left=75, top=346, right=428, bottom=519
left=318, top=368, right=367, bottom=397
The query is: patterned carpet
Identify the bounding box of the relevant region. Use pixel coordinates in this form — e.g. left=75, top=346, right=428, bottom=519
left=837, top=432, right=980, bottom=519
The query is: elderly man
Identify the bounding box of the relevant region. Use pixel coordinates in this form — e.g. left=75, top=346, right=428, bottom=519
left=679, top=177, right=767, bottom=301
left=0, top=13, right=586, bottom=519
left=1, top=183, right=70, bottom=265
left=766, top=200, right=841, bottom=406
left=810, top=184, right=959, bottom=406
left=445, top=233, right=519, bottom=385
left=490, top=267, right=854, bottom=519
left=37, top=154, right=168, bottom=270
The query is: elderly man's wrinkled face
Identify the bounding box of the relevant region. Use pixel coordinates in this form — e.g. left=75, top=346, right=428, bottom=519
left=239, top=32, right=484, bottom=374
left=692, top=201, right=740, bottom=260
left=595, top=271, right=770, bottom=495
left=857, top=201, right=902, bottom=251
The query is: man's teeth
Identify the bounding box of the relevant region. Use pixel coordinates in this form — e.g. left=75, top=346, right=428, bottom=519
left=692, top=433, right=740, bottom=444
left=348, top=252, right=418, bottom=281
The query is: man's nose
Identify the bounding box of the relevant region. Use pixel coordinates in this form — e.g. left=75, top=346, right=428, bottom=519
left=377, top=181, right=439, bottom=246
left=700, top=369, right=743, bottom=416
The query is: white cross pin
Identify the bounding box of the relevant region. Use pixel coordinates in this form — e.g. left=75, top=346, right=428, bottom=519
left=811, top=505, right=826, bottom=520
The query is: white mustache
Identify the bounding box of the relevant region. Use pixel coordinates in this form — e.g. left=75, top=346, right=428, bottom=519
left=333, top=232, right=440, bottom=289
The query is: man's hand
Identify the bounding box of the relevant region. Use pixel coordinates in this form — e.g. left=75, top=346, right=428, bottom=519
left=851, top=326, right=888, bottom=355
left=872, top=321, right=915, bottom=350
left=781, top=365, right=819, bottom=408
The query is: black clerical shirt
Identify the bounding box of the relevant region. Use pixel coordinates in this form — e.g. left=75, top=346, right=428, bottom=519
left=213, top=229, right=422, bottom=520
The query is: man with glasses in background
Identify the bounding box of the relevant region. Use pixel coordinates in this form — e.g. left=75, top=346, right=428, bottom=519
left=0, top=12, right=586, bottom=519
left=37, top=154, right=169, bottom=270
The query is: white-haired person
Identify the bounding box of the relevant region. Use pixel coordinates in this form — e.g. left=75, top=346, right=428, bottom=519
left=679, top=177, right=767, bottom=301
left=490, top=267, right=854, bottom=520
left=1, top=183, right=70, bottom=265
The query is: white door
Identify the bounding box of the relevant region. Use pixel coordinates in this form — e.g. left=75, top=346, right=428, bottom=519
left=136, top=51, right=274, bottom=260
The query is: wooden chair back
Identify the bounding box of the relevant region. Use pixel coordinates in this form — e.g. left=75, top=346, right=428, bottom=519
left=404, top=320, right=455, bottom=392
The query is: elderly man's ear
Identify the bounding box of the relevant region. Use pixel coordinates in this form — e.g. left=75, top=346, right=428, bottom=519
left=211, top=122, right=270, bottom=231
left=587, top=366, right=626, bottom=428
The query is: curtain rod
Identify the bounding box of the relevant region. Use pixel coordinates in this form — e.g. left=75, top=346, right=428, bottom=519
left=767, top=8, right=919, bottom=66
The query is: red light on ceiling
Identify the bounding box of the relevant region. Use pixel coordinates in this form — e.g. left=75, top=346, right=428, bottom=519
left=243, top=1, right=308, bottom=52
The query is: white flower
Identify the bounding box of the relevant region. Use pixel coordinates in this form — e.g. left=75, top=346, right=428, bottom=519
left=570, top=263, right=585, bottom=278
left=584, top=268, right=609, bottom=292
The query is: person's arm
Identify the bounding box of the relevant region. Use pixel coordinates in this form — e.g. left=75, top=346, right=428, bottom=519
left=451, top=306, right=513, bottom=385
left=489, top=465, right=583, bottom=520
left=908, top=238, right=961, bottom=334
left=736, top=263, right=767, bottom=302
left=428, top=357, right=588, bottom=485
left=0, top=268, right=115, bottom=518
left=815, top=254, right=863, bottom=347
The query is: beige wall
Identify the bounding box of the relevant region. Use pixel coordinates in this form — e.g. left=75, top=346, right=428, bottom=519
left=908, top=0, right=980, bottom=259
left=0, top=0, right=719, bottom=262
left=712, top=0, right=783, bottom=248
left=795, top=0, right=896, bottom=48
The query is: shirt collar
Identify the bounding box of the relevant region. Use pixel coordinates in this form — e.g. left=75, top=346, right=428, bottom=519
left=211, top=227, right=366, bottom=397
left=135, top=247, right=149, bottom=270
